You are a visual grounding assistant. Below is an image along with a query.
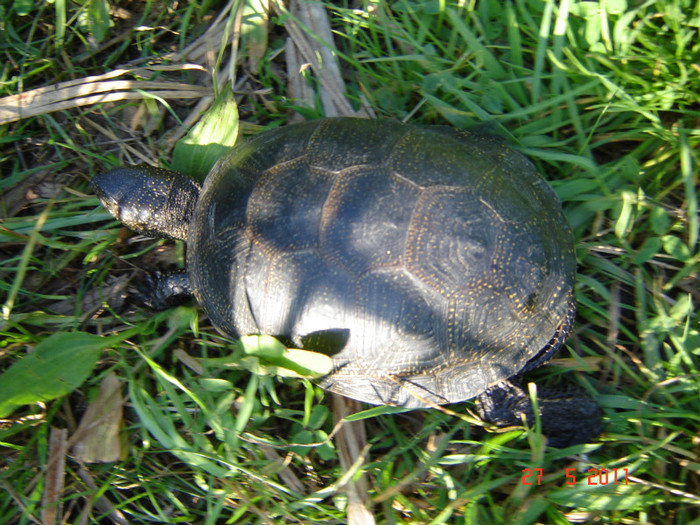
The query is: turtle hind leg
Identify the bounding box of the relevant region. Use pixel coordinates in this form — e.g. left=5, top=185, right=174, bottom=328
left=475, top=379, right=602, bottom=448
left=135, top=270, right=194, bottom=310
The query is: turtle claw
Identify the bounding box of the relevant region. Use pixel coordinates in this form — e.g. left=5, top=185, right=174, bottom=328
left=476, top=379, right=602, bottom=448
left=134, top=270, right=193, bottom=310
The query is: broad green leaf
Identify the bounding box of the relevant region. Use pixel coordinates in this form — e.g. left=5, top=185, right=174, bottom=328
left=198, top=378, right=234, bottom=393
left=239, top=335, right=333, bottom=377
left=88, top=0, right=111, bottom=42
left=172, top=92, right=239, bottom=180
left=605, top=0, right=627, bottom=15
left=649, top=206, right=670, bottom=235
left=277, top=348, right=333, bottom=377
left=631, top=236, right=662, bottom=265
left=13, top=0, right=32, bottom=16
left=662, top=234, right=691, bottom=261
left=614, top=190, right=635, bottom=239
left=241, top=0, right=269, bottom=74
left=0, top=331, right=126, bottom=417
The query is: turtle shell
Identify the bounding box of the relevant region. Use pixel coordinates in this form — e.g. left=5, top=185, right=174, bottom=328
left=188, top=118, right=576, bottom=408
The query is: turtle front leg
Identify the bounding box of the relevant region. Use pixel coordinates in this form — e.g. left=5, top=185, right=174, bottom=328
left=139, top=271, right=194, bottom=310
left=475, top=379, right=601, bottom=448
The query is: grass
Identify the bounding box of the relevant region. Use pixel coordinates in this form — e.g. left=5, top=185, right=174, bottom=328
left=1, top=0, right=699, bottom=523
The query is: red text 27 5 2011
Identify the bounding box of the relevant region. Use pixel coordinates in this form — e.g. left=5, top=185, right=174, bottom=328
left=522, top=467, right=629, bottom=486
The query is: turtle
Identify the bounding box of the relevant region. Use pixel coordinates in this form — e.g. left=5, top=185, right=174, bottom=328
left=92, top=117, right=601, bottom=447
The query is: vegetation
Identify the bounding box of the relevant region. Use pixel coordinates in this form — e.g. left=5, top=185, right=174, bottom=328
left=1, top=0, right=698, bottom=523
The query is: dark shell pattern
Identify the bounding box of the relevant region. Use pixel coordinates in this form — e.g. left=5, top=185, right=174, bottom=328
left=188, top=118, right=576, bottom=408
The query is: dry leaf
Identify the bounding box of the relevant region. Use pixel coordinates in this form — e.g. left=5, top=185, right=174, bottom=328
left=71, top=372, right=125, bottom=463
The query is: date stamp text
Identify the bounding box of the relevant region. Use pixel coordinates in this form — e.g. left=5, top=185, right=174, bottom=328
left=522, top=467, right=629, bottom=486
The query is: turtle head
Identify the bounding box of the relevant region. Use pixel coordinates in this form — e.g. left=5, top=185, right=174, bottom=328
left=92, top=165, right=201, bottom=242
